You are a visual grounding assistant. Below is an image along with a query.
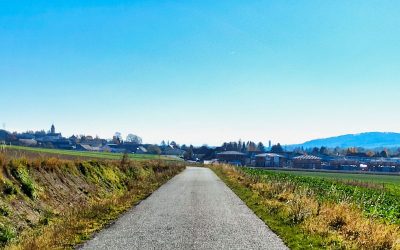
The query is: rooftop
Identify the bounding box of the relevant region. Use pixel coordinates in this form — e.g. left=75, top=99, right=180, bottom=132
left=255, top=153, right=285, bottom=158
left=217, top=151, right=246, bottom=156
left=294, top=155, right=322, bottom=160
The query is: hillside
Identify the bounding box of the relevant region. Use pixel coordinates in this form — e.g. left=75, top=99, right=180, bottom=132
left=0, top=152, right=185, bottom=249
left=291, top=132, right=400, bottom=149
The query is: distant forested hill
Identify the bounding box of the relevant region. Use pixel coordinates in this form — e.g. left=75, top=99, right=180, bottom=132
left=290, top=132, right=400, bottom=149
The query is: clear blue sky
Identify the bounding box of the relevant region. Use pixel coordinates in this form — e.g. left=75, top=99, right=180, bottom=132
left=1, top=1, right=400, bottom=146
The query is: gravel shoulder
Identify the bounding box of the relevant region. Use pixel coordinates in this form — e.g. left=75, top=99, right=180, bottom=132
left=80, top=167, right=288, bottom=250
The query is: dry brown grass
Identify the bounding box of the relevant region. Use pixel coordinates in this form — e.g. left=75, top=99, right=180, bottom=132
left=305, top=202, right=400, bottom=249
left=8, top=188, right=151, bottom=249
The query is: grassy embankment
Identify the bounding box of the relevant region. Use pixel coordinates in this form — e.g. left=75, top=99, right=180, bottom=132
left=2, top=145, right=175, bottom=161
left=0, top=148, right=185, bottom=249
left=211, top=165, right=400, bottom=250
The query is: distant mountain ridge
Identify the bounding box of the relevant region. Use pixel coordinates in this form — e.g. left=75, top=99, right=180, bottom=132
left=290, top=132, right=400, bottom=149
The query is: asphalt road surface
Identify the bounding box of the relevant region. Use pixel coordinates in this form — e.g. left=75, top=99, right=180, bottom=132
left=80, top=167, right=288, bottom=250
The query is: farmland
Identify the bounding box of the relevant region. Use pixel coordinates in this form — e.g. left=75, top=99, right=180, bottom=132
left=244, top=168, right=400, bottom=224
left=259, top=168, right=400, bottom=195
left=1, top=145, right=177, bottom=161
left=262, top=168, right=400, bottom=185
left=211, top=164, right=400, bottom=249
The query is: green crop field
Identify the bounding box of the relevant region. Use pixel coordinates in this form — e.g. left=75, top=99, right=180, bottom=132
left=264, top=169, right=400, bottom=184
left=243, top=168, right=400, bottom=224
left=257, top=168, right=400, bottom=194
left=1, top=145, right=178, bottom=161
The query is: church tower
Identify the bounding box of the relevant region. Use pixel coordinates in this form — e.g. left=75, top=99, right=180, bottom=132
left=51, top=124, right=55, bottom=134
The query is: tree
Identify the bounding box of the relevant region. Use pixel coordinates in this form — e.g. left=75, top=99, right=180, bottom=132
left=114, top=132, right=122, bottom=140
left=346, top=147, right=357, bottom=155
left=113, top=132, right=122, bottom=144
left=333, top=147, right=340, bottom=156
left=183, top=145, right=194, bottom=160
left=380, top=149, right=389, bottom=158
left=247, top=141, right=257, bottom=152
left=366, top=151, right=375, bottom=157
left=312, top=147, right=319, bottom=155
left=241, top=142, right=246, bottom=152
left=270, top=143, right=284, bottom=153
left=319, top=146, right=328, bottom=155
left=257, top=142, right=265, bottom=152
left=126, top=134, right=142, bottom=144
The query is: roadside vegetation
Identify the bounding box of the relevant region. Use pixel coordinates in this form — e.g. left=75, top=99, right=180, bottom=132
left=211, top=164, right=400, bottom=249
left=0, top=150, right=185, bottom=249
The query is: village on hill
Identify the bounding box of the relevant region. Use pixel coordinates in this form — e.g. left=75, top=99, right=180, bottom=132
left=1, top=124, right=399, bottom=174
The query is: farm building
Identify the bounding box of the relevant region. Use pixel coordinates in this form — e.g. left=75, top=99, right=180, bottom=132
left=368, top=158, right=400, bottom=172
left=217, top=151, right=246, bottom=166
left=255, top=153, right=289, bottom=168
left=293, top=155, right=322, bottom=169
left=76, top=144, right=101, bottom=152
left=18, top=139, right=37, bottom=147
left=327, top=157, right=361, bottom=171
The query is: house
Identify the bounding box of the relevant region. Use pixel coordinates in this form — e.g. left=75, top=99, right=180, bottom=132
left=293, top=155, right=322, bottom=169
left=52, top=138, right=74, bottom=150
left=17, top=133, right=36, bottom=140
left=18, top=139, right=37, bottom=147
left=36, top=127, right=63, bottom=143
left=0, top=130, right=16, bottom=143
left=203, top=159, right=219, bottom=165
left=103, top=144, right=127, bottom=153
left=255, top=153, right=288, bottom=168
left=217, top=151, right=246, bottom=166
left=76, top=144, right=101, bottom=152
left=163, top=147, right=186, bottom=157
left=369, top=158, right=400, bottom=172
left=135, top=146, right=148, bottom=154
left=328, top=157, right=361, bottom=171
left=116, top=143, right=140, bottom=153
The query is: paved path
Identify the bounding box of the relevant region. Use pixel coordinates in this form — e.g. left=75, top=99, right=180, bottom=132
left=80, top=167, right=288, bottom=250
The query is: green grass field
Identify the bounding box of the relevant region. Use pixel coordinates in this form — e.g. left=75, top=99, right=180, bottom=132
left=1, top=145, right=177, bottom=161
left=266, top=169, right=400, bottom=184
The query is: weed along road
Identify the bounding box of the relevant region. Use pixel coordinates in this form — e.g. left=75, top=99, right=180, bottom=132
left=80, top=167, right=288, bottom=250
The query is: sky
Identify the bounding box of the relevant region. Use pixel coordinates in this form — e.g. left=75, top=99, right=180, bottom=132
left=1, top=0, right=400, bottom=146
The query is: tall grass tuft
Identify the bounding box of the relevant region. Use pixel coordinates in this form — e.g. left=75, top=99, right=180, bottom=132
left=9, top=160, right=37, bottom=199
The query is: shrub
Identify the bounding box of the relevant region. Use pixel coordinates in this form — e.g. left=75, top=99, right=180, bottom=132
left=0, top=223, right=16, bottom=245
left=10, top=165, right=37, bottom=199
left=43, top=157, right=62, bottom=169
left=0, top=204, right=11, bottom=216
left=3, top=179, right=17, bottom=195
left=0, top=153, right=6, bottom=168
left=39, top=211, right=53, bottom=226
left=262, top=199, right=286, bottom=215
left=286, top=192, right=318, bottom=225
